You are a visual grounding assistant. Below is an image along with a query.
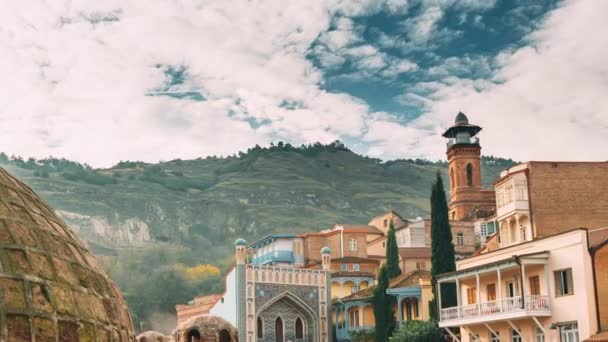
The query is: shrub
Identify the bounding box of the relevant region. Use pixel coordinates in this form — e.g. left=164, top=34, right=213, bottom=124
left=391, top=320, right=443, bottom=342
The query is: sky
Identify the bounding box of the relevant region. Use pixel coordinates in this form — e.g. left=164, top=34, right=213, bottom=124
left=0, top=0, right=607, bottom=167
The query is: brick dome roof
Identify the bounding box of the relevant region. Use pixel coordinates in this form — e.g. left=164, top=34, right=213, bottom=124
left=0, top=167, right=134, bottom=341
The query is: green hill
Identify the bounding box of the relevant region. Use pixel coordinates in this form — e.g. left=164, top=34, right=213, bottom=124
left=0, top=143, right=515, bottom=332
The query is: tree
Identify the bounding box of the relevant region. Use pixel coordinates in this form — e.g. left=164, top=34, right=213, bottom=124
left=430, top=171, right=457, bottom=320
left=373, top=266, right=395, bottom=342
left=385, top=222, right=401, bottom=279
left=391, top=320, right=443, bottom=342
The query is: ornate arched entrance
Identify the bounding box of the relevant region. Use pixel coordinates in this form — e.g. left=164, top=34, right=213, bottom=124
left=186, top=329, right=201, bottom=342
left=256, top=292, right=318, bottom=342
left=219, top=329, right=231, bottom=342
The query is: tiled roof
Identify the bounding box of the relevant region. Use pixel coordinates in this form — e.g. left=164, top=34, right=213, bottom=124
left=340, top=224, right=384, bottom=235
left=589, top=227, right=608, bottom=250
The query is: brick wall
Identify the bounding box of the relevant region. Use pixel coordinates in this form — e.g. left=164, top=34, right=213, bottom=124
left=529, top=162, right=608, bottom=237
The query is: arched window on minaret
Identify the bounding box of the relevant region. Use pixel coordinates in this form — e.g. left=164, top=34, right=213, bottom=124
left=466, top=163, right=473, bottom=187
left=450, top=167, right=455, bottom=190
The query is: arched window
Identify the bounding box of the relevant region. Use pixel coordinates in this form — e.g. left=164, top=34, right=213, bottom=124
left=275, top=317, right=284, bottom=342
left=457, top=232, right=464, bottom=246
left=187, top=329, right=201, bottom=342
left=257, top=317, right=263, bottom=339
left=295, top=317, right=304, bottom=339
left=466, top=163, right=473, bottom=187
left=450, top=167, right=455, bottom=190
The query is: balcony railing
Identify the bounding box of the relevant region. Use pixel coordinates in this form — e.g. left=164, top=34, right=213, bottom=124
left=336, top=325, right=374, bottom=340
left=251, top=251, right=294, bottom=265
left=440, top=295, right=550, bottom=323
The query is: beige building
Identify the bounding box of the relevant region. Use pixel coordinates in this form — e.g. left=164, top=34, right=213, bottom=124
left=494, top=161, right=608, bottom=248
left=437, top=228, right=598, bottom=342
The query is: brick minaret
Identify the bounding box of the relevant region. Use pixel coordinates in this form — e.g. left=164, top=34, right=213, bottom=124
left=443, top=112, right=496, bottom=221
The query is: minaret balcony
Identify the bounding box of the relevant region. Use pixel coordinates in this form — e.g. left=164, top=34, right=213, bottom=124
left=446, top=136, right=480, bottom=148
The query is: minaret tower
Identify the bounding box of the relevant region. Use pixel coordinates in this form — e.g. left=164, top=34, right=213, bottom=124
left=442, top=112, right=495, bottom=220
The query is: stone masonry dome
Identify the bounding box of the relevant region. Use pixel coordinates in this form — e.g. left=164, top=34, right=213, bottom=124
left=454, top=111, right=469, bottom=125
left=0, top=167, right=134, bottom=341
left=321, top=246, right=331, bottom=254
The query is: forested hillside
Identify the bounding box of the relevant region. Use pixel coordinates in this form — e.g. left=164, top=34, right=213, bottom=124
left=0, top=142, right=515, bottom=332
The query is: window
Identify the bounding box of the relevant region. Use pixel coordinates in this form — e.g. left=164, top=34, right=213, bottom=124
left=352, top=263, right=360, bottom=271
left=349, top=239, right=357, bottom=251
left=382, top=242, right=386, bottom=248
left=480, top=223, right=488, bottom=237
left=529, top=276, right=540, bottom=296
left=351, top=285, right=360, bottom=294
left=452, top=211, right=456, bottom=221
left=512, top=329, right=522, bottom=342
left=413, top=301, right=419, bottom=318
left=416, top=262, right=425, bottom=270
left=490, top=332, right=500, bottom=342
left=466, top=163, right=473, bottom=187
left=257, top=317, right=263, bottom=339
left=521, top=226, right=527, bottom=241
left=295, top=318, right=304, bottom=339
left=341, top=263, right=348, bottom=271
left=555, top=269, right=574, bottom=296
left=467, top=287, right=477, bottom=304
left=535, top=327, right=545, bottom=342
left=384, top=219, right=388, bottom=227
left=457, top=232, right=464, bottom=246
left=560, top=323, right=579, bottom=342
left=487, top=284, right=496, bottom=301
left=450, top=167, right=455, bottom=190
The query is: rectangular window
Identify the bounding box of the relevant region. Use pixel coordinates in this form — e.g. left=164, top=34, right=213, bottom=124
left=507, top=280, right=518, bottom=297
left=490, top=332, right=500, bottom=342
left=560, top=323, right=579, bottom=342
left=351, top=286, right=360, bottom=294
left=487, top=284, right=496, bottom=301
left=535, top=327, right=545, bottom=342
left=413, top=301, right=419, bottom=318
left=480, top=223, right=488, bottom=237
left=353, top=263, right=360, bottom=271
left=529, top=276, right=540, bottom=296
left=554, top=269, right=574, bottom=297
left=467, top=287, right=477, bottom=304
left=341, top=263, right=348, bottom=271
left=349, top=239, right=357, bottom=251
left=416, top=262, right=425, bottom=270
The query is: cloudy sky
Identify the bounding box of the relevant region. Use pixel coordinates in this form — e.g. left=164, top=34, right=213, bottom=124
left=1, top=0, right=606, bottom=167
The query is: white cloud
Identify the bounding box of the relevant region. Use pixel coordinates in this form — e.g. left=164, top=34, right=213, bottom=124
left=0, top=0, right=376, bottom=167
left=397, top=0, right=608, bottom=161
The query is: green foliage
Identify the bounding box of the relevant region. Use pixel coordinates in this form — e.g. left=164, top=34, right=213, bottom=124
left=62, top=169, right=117, bottom=185
left=430, top=172, right=457, bottom=320
left=385, top=222, right=401, bottom=279
left=349, top=329, right=375, bottom=341
left=391, top=320, right=443, bottom=342
left=373, top=266, right=395, bottom=342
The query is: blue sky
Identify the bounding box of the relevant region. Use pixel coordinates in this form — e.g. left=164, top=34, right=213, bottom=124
left=0, top=0, right=606, bottom=167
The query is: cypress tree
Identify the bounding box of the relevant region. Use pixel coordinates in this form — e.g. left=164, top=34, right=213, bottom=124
left=373, top=266, right=396, bottom=342
left=385, top=222, right=401, bottom=279
left=430, top=171, right=457, bottom=321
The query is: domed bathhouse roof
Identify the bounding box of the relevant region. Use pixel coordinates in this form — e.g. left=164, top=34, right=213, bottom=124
left=235, top=238, right=247, bottom=246
left=454, top=111, right=469, bottom=125
left=0, top=167, right=134, bottom=341
left=321, top=246, right=331, bottom=254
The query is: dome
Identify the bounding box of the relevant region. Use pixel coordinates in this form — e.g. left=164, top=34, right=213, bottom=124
left=321, top=246, right=331, bottom=254
left=235, top=238, right=247, bottom=246
left=454, top=111, right=469, bottom=125
left=0, top=168, right=134, bottom=340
